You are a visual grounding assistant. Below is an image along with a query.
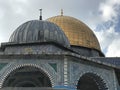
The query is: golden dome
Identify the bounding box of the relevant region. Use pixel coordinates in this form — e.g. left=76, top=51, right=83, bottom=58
left=47, top=15, right=101, bottom=51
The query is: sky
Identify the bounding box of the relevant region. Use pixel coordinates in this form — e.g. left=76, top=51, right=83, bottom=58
left=0, top=0, right=120, bottom=57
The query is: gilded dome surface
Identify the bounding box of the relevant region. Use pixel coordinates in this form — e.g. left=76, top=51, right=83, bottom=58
left=47, top=15, right=101, bottom=51
left=9, top=20, right=70, bottom=47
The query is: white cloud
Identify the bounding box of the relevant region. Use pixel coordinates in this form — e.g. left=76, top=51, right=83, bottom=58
left=95, top=26, right=118, bottom=50
left=100, top=4, right=115, bottom=21
left=99, top=0, right=120, bottom=21
left=95, top=0, right=120, bottom=57
left=106, top=37, right=120, bottom=57
left=0, top=8, right=4, bottom=19
left=15, top=0, right=28, bottom=3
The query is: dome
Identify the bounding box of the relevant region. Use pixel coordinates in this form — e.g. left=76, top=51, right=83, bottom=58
left=9, top=20, right=70, bottom=47
left=47, top=15, right=101, bottom=51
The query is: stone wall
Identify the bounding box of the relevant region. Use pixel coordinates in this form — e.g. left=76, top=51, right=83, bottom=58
left=68, top=58, right=117, bottom=90
left=0, top=54, right=118, bottom=90
left=0, top=59, right=64, bottom=88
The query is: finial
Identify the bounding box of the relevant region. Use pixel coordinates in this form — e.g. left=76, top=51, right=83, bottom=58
left=39, top=9, right=42, bottom=20
left=61, top=9, right=63, bottom=16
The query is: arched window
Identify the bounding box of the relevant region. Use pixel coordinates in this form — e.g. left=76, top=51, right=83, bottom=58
left=2, top=66, right=52, bottom=87
left=77, top=73, right=108, bottom=90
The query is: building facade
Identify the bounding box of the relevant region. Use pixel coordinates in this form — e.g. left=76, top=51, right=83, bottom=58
left=0, top=12, right=120, bottom=90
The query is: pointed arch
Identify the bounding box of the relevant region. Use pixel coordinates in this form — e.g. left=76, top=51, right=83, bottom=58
left=1, top=64, right=53, bottom=88
left=77, top=73, right=108, bottom=90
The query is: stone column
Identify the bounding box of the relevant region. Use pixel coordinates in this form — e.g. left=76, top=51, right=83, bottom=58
left=64, top=57, right=68, bottom=86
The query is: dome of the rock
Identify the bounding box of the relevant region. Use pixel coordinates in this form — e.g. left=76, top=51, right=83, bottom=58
left=47, top=15, right=101, bottom=51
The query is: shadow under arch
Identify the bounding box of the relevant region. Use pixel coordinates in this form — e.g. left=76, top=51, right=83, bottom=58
left=77, top=73, right=108, bottom=90
left=2, top=65, right=52, bottom=88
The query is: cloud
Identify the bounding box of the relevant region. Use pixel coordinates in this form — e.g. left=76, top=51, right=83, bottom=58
left=99, top=0, right=119, bottom=21
left=106, top=36, right=120, bottom=57
left=0, top=0, right=30, bottom=42
left=95, top=26, right=118, bottom=51
left=94, top=0, right=120, bottom=57
left=0, top=8, right=4, bottom=19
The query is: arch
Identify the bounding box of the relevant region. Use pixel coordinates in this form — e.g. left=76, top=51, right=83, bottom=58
left=77, top=73, right=108, bottom=90
left=1, top=64, right=53, bottom=88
